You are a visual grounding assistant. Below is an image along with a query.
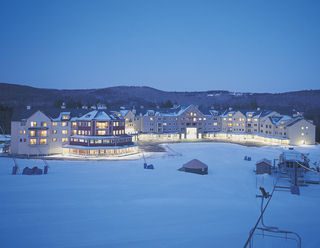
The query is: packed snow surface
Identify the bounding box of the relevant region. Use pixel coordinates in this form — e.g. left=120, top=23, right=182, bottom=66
left=1, top=143, right=320, bottom=248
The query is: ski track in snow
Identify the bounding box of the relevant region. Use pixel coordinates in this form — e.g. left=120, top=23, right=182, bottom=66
left=0, top=142, right=320, bottom=248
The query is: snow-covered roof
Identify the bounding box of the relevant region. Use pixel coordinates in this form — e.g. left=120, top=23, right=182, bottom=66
left=256, top=159, right=272, bottom=166
left=182, top=159, right=208, bottom=169
left=282, top=150, right=305, bottom=163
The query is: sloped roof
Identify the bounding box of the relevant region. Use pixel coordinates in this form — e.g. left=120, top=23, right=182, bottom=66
left=182, top=159, right=208, bottom=169
left=256, top=159, right=272, bottom=166
left=11, top=107, right=88, bottom=121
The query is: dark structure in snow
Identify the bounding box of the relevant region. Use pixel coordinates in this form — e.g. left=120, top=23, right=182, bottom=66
left=255, top=159, right=272, bottom=175
left=178, top=159, right=208, bottom=175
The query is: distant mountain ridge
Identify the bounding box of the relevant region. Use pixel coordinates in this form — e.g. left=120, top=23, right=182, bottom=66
left=0, top=82, right=320, bottom=113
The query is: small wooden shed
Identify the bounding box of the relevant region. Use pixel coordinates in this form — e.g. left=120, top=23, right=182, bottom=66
left=256, top=159, right=272, bottom=175
left=178, top=159, right=208, bottom=175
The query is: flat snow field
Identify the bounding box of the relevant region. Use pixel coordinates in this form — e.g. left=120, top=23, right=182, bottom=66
left=1, top=143, right=320, bottom=248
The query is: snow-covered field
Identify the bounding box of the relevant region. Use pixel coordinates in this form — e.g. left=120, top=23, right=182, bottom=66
left=1, top=143, right=320, bottom=248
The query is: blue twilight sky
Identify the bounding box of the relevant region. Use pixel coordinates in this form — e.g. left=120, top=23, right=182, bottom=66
left=0, top=0, right=319, bottom=93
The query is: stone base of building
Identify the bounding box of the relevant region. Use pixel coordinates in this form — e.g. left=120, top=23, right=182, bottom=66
left=62, top=144, right=139, bottom=157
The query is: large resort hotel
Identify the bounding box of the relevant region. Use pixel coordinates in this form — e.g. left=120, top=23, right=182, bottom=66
left=10, top=104, right=316, bottom=157
left=10, top=109, right=139, bottom=157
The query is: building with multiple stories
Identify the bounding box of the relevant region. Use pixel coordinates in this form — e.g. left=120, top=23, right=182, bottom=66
left=10, top=108, right=138, bottom=157
left=10, top=104, right=316, bottom=157
left=134, top=105, right=316, bottom=145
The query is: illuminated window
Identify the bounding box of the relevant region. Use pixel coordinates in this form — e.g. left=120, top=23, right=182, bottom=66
left=23, top=130, right=26, bottom=134
left=53, top=130, right=57, bottom=134
left=281, top=121, right=284, bottom=124
left=248, top=114, right=253, bottom=117
left=72, top=130, right=77, bottom=135
left=52, top=122, right=57, bottom=126
left=193, top=118, right=197, bottom=122
left=190, top=112, right=193, bottom=116
left=62, top=130, right=68, bottom=135
left=20, top=130, right=22, bottom=134
left=113, top=131, right=116, bottom=135
left=254, top=119, right=258, bottom=122
left=62, top=122, right=67, bottom=127
left=163, top=123, right=167, bottom=126
left=228, top=118, right=232, bottom=121
left=279, top=126, right=283, bottom=130
left=62, top=115, right=69, bottom=120
left=62, top=138, right=69, bottom=142
left=203, top=118, right=206, bottom=120
left=301, top=126, right=304, bottom=130
left=52, top=138, right=57, bottom=142
left=30, top=121, right=37, bottom=127
left=150, top=117, right=154, bottom=121
left=96, top=122, right=107, bottom=129
left=30, top=130, right=36, bottom=136
left=247, top=118, right=251, bottom=122
left=95, top=139, right=102, bottom=144
left=42, top=122, right=47, bottom=127
left=40, top=138, right=47, bottom=145
left=301, top=133, right=304, bottom=136
left=97, top=130, right=106, bottom=135
left=29, top=138, right=37, bottom=145
left=213, top=122, right=217, bottom=126
left=40, top=130, right=47, bottom=136
left=88, top=122, right=91, bottom=127
left=228, top=123, right=232, bottom=127
left=223, top=118, right=226, bottom=121
left=90, top=140, right=94, bottom=144
left=72, top=122, right=77, bottom=127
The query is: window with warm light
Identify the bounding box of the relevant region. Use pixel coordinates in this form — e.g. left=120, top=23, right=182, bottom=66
left=213, top=122, right=217, bottom=126
left=30, top=130, right=36, bottom=136
left=29, top=138, right=37, bottom=145
left=97, top=130, right=106, bottom=135
left=62, top=115, right=69, bottom=120
left=62, top=122, right=67, bottom=127
left=40, top=138, right=47, bottom=145
left=30, top=121, right=37, bottom=127
left=52, top=138, right=57, bottom=142
left=62, top=130, right=68, bottom=135
left=96, top=122, right=107, bottom=129
left=72, top=122, right=77, bottom=127
left=52, top=122, right=57, bottom=126
left=42, top=122, right=47, bottom=127
left=40, top=130, right=47, bottom=136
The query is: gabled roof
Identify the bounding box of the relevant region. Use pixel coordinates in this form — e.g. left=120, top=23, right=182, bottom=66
left=182, top=159, right=208, bottom=169
left=11, top=107, right=88, bottom=121
left=256, top=159, right=272, bottom=166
